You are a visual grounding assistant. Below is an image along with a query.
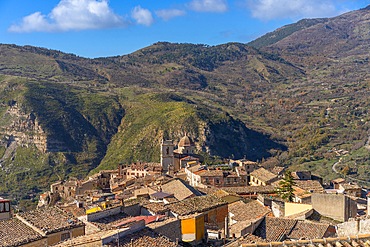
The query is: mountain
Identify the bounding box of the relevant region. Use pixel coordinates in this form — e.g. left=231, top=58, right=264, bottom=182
left=1, top=6, right=370, bottom=205
left=249, top=5, right=370, bottom=183
left=0, top=42, right=293, bottom=204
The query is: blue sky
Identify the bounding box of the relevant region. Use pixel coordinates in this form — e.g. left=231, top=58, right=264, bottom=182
left=1, top=0, right=369, bottom=58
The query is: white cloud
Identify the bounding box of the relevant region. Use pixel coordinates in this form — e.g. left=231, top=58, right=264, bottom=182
left=247, top=0, right=340, bottom=20
left=156, top=9, right=186, bottom=21
left=131, top=6, right=154, bottom=26
left=9, top=0, right=126, bottom=32
left=188, top=0, right=228, bottom=12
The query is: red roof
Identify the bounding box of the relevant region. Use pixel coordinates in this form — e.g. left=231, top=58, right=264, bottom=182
left=114, top=215, right=165, bottom=227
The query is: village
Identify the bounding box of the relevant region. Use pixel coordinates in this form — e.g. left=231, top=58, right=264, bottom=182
left=1, top=135, right=370, bottom=247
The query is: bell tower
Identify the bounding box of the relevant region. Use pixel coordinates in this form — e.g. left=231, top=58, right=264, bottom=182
left=160, top=139, right=174, bottom=172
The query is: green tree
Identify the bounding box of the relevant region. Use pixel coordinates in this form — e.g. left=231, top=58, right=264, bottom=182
left=276, top=171, right=296, bottom=202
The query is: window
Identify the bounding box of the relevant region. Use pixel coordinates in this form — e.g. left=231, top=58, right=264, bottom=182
left=61, top=232, right=71, bottom=241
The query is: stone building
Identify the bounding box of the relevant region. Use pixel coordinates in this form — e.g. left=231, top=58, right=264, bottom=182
left=250, top=168, right=278, bottom=186
left=161, top=135, right=203, bottom=173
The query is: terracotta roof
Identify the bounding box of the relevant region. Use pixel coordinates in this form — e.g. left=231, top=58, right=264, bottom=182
left=115, top=215, right=166, bottom=227
left=163, top=197, right=179, bottom=204
left=178, top=135, right=194, bottom=147
left=59, top=204, right=86, bottom=218
left=270, top=166, right=285, bottom=175
left=166, top=195, right=227, bottom=216
left=294, top=180, right=324, bottom=193
left=287, top=221, right=330, bottom=239
left=254, top=217, right=332, bottom=242
left=340, top=182, right=361, bottom=190
left=254, top=217, right=297, bottom=242
left=229, top=200, right=270, bottom=222
left=130, top=162, right=162, bottom=171
left=0, top=218, right=44, bottom=247
left=147, top=217, right=179, bottom=229
left=332, top=178, right=346, bottom=184
left=186, top=164, right=203, bottom=173
left=161, top=178, right=202, bottom=201
left=90, top=212, right=130, bottom=230
left=118, top=227, right=180, bottom=247
left=222, top=185, right=276, bottom=194
left=142, top=202, right=168, bottom=215
left=199, top=170, right=225, bottom=177
left=16, top=207, right=84, bottom=235
left=180, top=156, right=199, bottom=161
left=211, top=189, right=231, bottom=198
left=52, top=230, right=113, bottom=247
left=240, top=235, right=370, bottom=247
left=227, top=233, right=267, bottom=247
left=251, top=168, right=278, bottom=183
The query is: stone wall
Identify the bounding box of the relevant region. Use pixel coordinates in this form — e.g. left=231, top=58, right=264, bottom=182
left=123, top=203, right=141, bottom=216
left=337, top=218, right=370, bottom=236
left=311, top=193, right=357, bottom=222
left=148, top=218, right=182, bottom=242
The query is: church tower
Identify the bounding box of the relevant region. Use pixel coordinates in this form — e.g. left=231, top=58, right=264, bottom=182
left=160, top=139, right=174, bottom=172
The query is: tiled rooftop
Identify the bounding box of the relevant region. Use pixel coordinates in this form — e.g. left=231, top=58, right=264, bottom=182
left=0, top=218, right=44, bottom=247
left=240, top=235, right=370, bottom=247
left=116, top=227, right=180, bottom=247
left=16, top=207, right=84, bottom=234
left=52, top=230, right=113, bottom=247
left=251, top=168, right=278, bottom=183
left=340, top=182, right=361, bottom=190
left=130, top=162, right=162, bottom=171
left=166, top=195, right=227, bottom=216
left=270, top=166, right=285, bottom=175
left=90, top=212, right=130, bottom=230
left=294, top=180, right=324, bottom=193
left=200, top=170, right=226, bottom=177
left=229, top=200, right=270, bottom=222
left=222, top=185, right=276, bottom=194
left=142, top=202, right=168, bottom=214
left=161, top=178, right=202, bottom=201
left=254, top=217, right=332, bottom=242
left=288, top=221, right=330, bottom=239
left=226, top=233, right=267, bottom=247
left=211, top=189, right=232, bottom=198
left=254, top=217, right=298, bottom=242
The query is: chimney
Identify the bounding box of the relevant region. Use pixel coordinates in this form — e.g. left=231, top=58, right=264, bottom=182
left=225, top=216, right=229, bottom=239
left=356, top=218, right=361, bottom=234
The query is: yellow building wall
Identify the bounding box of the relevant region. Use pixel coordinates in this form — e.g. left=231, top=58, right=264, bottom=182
left=181, top=215, right=205, bottom=242
left=195, top=215, right=205, bottom=241
left=285, top=202, right=312, bottom=217
left=86, top=206, right=102, bottom=214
